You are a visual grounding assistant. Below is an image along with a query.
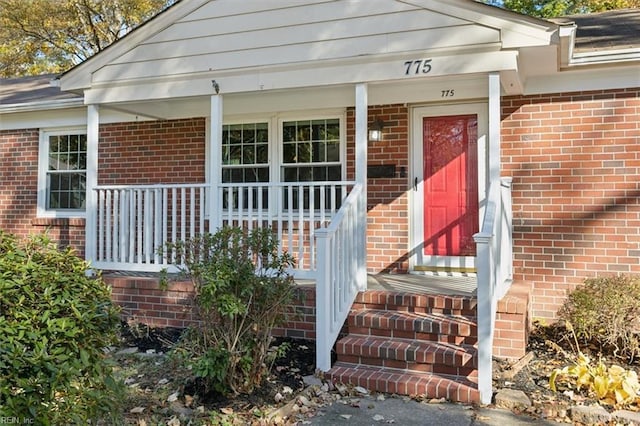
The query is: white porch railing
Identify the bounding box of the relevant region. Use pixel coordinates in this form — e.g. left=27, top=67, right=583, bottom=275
left=93, top=183, right=209, bottom=272
left=92, top=181, right=354, bottom=275
left=473, top=177, right=513, bottom=405
left=216, top=181, right=354, bottom=278
left=315, top=183, right=367, bottom=371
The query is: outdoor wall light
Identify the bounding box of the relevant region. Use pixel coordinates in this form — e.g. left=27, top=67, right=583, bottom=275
left=368, top=118, right=385, bottom=142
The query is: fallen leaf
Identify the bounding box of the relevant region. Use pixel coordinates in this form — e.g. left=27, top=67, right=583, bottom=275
left=373, top=414, right=385, bottom=421
left=340, top=414, right=352, bottom=419
left=355, top=386, right=369, bottom=395
left=221, top=407, right=234, bottom=415
left=184, top=394, right=193, bottom=407
left=129, top=406, right=145, bottom=414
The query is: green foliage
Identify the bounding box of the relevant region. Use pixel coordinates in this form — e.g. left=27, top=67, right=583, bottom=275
left=0, top=232, right=122, bottom=424
left=550, top=323, right=640, bottom=407
left=167, top=227, right=296, bottom=395
left=484, top=0, right=640, bottom=17
left=0, top=0, right=175, bottom=77
left=558, top=275, right=640, bottom=361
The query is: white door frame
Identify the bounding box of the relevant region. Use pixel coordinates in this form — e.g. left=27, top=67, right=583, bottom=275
left=409, top=102, right=488, bottom=272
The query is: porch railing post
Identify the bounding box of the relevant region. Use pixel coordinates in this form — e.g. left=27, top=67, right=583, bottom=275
left=474, top=231, right=494, bottom=405
left=315, top=227, right=332, bottom=371
left=85, top=104, right=99, bottom=273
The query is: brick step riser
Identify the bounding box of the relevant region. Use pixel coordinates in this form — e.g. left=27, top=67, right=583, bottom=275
left=326, top=364, right=479, bottom=403
left=336, top=355, right=477, bottom=377
left=347, top=327, right=478, bottom=345
left=336, top=341, right=477, bottom=368
left=354, top=293, right=477, bottom=310
left=351, top=302, right=476, bottom=317
left=348, top=316, right=477, bottom=338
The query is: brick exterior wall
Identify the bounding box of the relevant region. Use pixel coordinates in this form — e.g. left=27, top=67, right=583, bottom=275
left=0, top=128, right=86, bottom=254
left=502, top=88, right=640, bottom=319
left=347, top=105, right=411, bottom=274
left=98, top=118, right=206, bottom=185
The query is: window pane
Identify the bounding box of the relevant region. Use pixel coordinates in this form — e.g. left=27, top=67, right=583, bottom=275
left=312, top=141, right=324, bottom=163
left=283, top=167, right=297, bottom=182
left=327, top=165, right=341, bottom=181
left=296, top=121, right=311, bottom=141
left=314, top=166, right=327, bottom=181
left=300, top=142, right=313, bottom=163
left=326, top=140, right=340, bottom=162
left=256, top=123, right=268, bottom=143
left=229, top=146, right=241, bottom=164
left=242, top=145, right=254, bottom=164
left=326, top=119, right=340, bottom=139
left=231, top=168, right=243, bottom=182
left=257, top=167, right=269, bottom=182
left=283, top=123, right=296, bottom=142
left=256, top=144, right=268, bottom=164
left=229, top=124, right=242, bottom=144
left=283, top=143, right=296, bottom=163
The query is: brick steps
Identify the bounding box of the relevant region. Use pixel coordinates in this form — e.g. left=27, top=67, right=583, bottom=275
left=326, top=290, right=480, bottom=403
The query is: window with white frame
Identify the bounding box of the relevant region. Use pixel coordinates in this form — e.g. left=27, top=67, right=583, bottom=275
left=281, top=118, right=343, bottom=210
left=38, top=130, right=87, bottom=216
left=221, top=122, right=270, bottom=209
left=217, top=115, right=345, bottom=212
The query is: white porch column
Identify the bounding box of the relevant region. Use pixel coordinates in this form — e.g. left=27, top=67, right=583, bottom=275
left=488, top=72, right=501, bottom=183
left=476, top=71, right=502, bottom=405
left=209, top=94, right=223, bottom=232
left=355, top=83, right=368, bottom=291
left=85, top=104, right=99, bottom=270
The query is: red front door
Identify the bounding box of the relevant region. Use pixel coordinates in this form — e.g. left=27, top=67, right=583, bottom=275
left=423, top=114, right=478, bottom=256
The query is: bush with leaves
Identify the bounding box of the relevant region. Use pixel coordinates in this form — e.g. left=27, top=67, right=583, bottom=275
left=558, top=274, right=640, bottom=361
left=0, top=232, right=122, bottom=425
left=166, top=226, right=296, bottom=395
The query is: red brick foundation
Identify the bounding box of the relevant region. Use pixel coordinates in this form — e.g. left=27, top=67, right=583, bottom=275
left=105, top=274, right=317, bottom=340
left=493, top=281, right=531, bottom=359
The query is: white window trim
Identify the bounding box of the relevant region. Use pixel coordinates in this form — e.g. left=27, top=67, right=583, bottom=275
left=216, top=110, right=347, bottom=185
left=37, top=127, right=87, bottom=219
left=275, top=110, right=347, bottom=184
left=211, top=110, right=347, bottom=217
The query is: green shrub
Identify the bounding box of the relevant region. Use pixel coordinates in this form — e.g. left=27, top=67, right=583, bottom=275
left=558, top=274, right=640, bottom=361
left=167, top=226, right=296, bottom=395
left=0, top=232, right=122, bottom=425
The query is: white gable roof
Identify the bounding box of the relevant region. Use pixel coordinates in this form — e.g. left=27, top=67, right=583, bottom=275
left=60, top=0, right=558, bottom=103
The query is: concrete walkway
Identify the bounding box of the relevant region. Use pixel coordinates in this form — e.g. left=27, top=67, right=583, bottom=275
left=307, top=394, right=558, bottom=426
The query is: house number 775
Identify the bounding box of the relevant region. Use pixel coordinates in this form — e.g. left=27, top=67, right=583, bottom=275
left=404, top=59, right=432, bottom=75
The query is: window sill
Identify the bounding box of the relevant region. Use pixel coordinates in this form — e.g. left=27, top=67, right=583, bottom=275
left=32, top=217, right=85, bottom=227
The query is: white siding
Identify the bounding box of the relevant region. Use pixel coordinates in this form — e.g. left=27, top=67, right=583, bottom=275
left=92, top=0, right=500, bottom=83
